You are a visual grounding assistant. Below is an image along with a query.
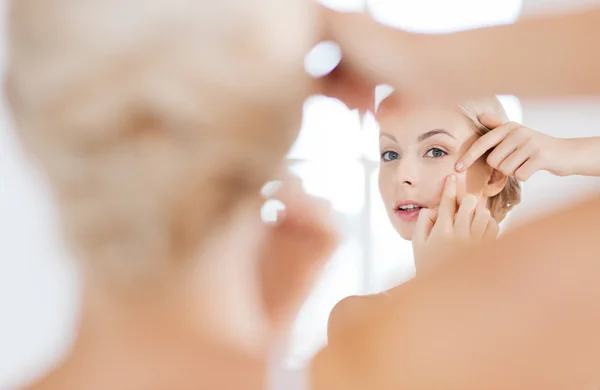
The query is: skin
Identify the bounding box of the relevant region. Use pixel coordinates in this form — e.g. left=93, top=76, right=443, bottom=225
left=318, top=6, right=600, bottom=110
left=458, top=114, right=600, bottom=178
left=377, top=104, right=505, bottom=241
left=14, top=2, right=600, bottom=390
left=312, top=190, right=600, bottom=390
left=25, top=181, right=338, bottom=390
left=310, top=111, right=600, bottom=389
left=309, top=6, right=600, bottom=383
left=8, top=1, right=338, bottom=390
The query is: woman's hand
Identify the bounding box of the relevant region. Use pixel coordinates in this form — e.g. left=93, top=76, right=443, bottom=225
left=412, top=174, right=498, bottom=274
left=259, top=173, right=339, bottom=337
left=455, top=114, right=568, bottom=180
left=314, top=7, right=445, bottom=113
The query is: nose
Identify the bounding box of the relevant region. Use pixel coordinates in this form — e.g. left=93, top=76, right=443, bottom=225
left=394, top=155, right=418, bottom=186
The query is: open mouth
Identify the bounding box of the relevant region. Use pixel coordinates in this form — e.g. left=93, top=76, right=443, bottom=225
left=394, top=203, right=425, bottom=221
left=397, top=204, right=423, bottom=212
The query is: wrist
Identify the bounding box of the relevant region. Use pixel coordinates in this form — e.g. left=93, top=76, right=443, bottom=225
left=557, top=137, right=581, bottom=176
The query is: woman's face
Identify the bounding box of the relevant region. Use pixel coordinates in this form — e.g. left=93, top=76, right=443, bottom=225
left=378, top=106, right=495, bottom=241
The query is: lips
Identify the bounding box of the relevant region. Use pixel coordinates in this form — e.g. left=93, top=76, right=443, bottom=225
left=393, top=201, right=427, bottom=222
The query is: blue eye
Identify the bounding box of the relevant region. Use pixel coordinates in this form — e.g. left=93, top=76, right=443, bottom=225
left=425, top=148, right=447, bottom=158
left=381, top=151, right=399, bottom=162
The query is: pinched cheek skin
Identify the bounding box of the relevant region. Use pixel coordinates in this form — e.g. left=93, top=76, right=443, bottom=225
left=464, top=160, right=490, bottom=195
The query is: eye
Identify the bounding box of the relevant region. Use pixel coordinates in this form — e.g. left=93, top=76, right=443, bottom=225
left=381, top=151, right=400, bottom=162
left=425, top=148, right=447, bottom=158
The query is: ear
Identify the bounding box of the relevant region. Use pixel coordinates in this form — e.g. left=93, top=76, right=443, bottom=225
left=482, top=169, right=508, bottom=197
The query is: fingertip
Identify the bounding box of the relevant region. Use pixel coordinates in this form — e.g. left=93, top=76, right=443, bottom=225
left=477, top=113, right=503, bottom=129
left=455, top=160, right=464, bottom=171
left=449, top=174, right=458, bottom=190
left=477, top=113, right=495, bottom=123
left=443, top=174, right=457, bottom=198
left=464, top=193, right=478, bottom=206
left=422, top=207, right=435, bottom=218
left=456, top=171, right=467, bottom=191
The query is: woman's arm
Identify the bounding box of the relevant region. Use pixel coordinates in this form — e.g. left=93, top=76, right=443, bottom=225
left=425, top=7, right=600, bottom=101
left=322, top=6, right=600, bottom=108
left=312, top=192, right=600, bottom=390
left=562, top=136, right=600, bottom=177
left=456, top=114, right=600, bottom=178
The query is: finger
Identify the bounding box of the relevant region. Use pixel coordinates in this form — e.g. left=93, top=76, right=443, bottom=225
left=483, top=218, right=500, bottom=243
left=261, top=173, right=303, bottom=224
left=497, top=144, right=535, bottom=177
left=316, top=61, right=376, bottom=112
left=514, top=158, right=541, bottom=181
left=455, top=171, right=468, bottom=202
left=485, top=130, right=525, bottom=170
left=260, top=163, right=291, bottom=199
left=434, top=175, right=457, bottom=232
left=454, top=194, right=478, bottom=240
left=413, top=208, right=438, bottom=244
left=478, top=113, right=505, bottom=129
left=260, top=181, right=339, bottom=330
left=471, top=204, right=492, bottom=241
left=455, top=121, right=516, bottom=171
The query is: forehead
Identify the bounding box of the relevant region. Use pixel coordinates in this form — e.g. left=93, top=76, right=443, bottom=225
left=378, top=106, right=475, bottom=142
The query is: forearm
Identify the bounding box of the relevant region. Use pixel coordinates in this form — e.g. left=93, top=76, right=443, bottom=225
left=562, top=137, right=600, bottom=176
left=316, top=193, right=600, bottom=390
left=417, top=7, right=600, bottom=102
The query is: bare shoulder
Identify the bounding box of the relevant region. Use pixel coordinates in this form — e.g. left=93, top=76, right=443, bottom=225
left=326, top=292, right=389, bottom=346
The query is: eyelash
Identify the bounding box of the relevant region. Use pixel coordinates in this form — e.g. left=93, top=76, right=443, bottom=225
left=380, top=151, right=399, bottom=162
left=380, top=147, right=448, bottom=162
left=425, top=147, right=448, bottom=159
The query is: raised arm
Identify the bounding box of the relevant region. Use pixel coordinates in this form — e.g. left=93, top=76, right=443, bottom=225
left=457, top=114, right=600, bottom=178
left=320, top=6, right=600, bottom=109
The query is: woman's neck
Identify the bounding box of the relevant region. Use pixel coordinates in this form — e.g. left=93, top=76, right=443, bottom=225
left=26, top=276, right=268, bottom=390
left=27, top=202, right=272, bottom=390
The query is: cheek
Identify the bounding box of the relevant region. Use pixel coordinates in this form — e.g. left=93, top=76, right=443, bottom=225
left=396, top=223, right=416, bottom=241
left=465, top=161, right=490, bottom=195
left=378, top=169, right=393, bottom=202
left=421, top=161, right=454, bottom=202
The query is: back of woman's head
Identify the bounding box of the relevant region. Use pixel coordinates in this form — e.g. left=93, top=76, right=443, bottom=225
left=6, top=0, right=315, bottom=287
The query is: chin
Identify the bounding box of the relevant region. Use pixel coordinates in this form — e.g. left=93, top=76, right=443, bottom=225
left=394, top=224, right=415, bottom=241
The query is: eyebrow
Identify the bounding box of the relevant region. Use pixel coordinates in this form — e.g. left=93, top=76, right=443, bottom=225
left=379, top=129, right=456, bottom=143
left=379, top=132, right=397, bottom=142
left=417, top=129, right=456, bottom=142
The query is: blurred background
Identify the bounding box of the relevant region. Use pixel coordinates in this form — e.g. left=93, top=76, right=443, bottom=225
left=2, top=0, right=600, bottom=388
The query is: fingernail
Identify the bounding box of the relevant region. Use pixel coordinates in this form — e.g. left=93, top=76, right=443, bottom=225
left=304, top=41, right=342, bottom=78
left=276, top=209, right=286, bottom=221
left=260, top=180, right=283, bottom=198
left=455, top=161, right=464, bottom=171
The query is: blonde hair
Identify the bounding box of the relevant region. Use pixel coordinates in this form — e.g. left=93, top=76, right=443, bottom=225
left=6, top=0, right=313, bottom=287
left=377, top=95, right=521, bottom=223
